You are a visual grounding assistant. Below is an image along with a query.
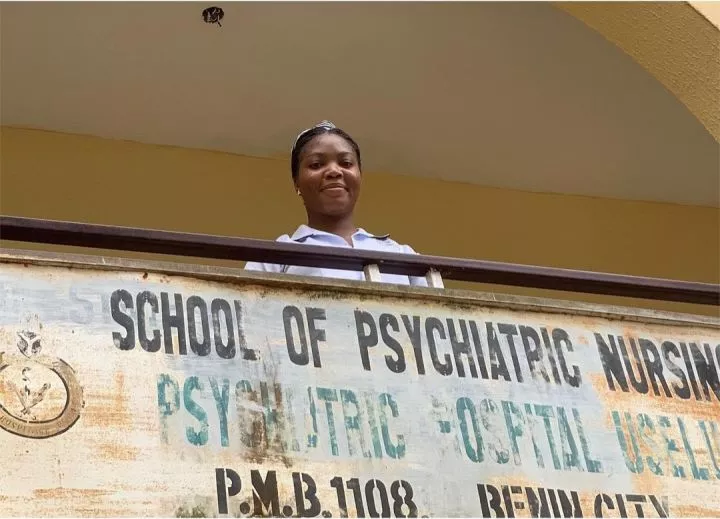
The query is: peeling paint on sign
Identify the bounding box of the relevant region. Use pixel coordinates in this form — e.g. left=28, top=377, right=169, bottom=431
left=0, top=254, right=719, bottom=517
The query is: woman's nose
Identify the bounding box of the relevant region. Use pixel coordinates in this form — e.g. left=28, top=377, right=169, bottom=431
left=324, top=165, right=343, bottom=178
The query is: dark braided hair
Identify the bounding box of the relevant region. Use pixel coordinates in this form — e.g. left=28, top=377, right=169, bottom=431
left=290, top=121, right=362, bottom=180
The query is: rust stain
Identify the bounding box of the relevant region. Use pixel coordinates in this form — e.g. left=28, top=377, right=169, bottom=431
left=577, top=493, right=597, bottom=519
left=628, top=456, right=667, bottom=507
left=73, top=507, right=133, bottom=517
left=591, top=370, right=718, bottom=501
left=113, top=481, right=170, bottom=493
left=652, top=394, right=720, bottom=425
left=81, top=372, right=134, bottom=430
left=33, top=488, right=112, bottom=499
left=588, top=373, right=627, bottom=431
left=95, top=442, right=140, bottom=461
left=27, top=506, right=151, bottom=518
left=676, top=504, right=720, bottom=516
left=647, top=323, right=720, bottom=343
left=588, top=370, right=720, bottom=426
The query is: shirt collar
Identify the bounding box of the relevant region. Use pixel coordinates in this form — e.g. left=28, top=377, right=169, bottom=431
left=290, top=224, right=386, bottom=242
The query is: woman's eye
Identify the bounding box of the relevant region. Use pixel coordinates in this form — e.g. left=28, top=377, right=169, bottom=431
left=309, top=162, right=321, bottom=170
left=341, top=160, right=353, bottom=168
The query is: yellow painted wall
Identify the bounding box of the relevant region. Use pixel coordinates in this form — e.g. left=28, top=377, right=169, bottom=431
left=1, top=127, right=718, bottom=316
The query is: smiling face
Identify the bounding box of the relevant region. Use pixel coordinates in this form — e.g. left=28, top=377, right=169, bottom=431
left=294, top=133, right=362, bottom=220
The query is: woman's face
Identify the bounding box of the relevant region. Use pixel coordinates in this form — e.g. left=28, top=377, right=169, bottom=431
left=295, top=133, right=361, bottom=219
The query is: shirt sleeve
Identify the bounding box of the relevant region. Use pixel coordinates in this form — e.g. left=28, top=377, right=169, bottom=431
left=400, top=244, right=430, bottom=287
left=244, top=235, right=291, bottom=273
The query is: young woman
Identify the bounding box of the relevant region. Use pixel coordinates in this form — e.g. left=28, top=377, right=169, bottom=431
left=245, top=121, right=427, bottom=286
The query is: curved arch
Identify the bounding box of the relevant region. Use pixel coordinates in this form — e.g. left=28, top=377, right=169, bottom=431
left=555, top=1, right=720, bottom=142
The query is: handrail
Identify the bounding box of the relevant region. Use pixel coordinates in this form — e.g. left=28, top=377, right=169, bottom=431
left=1, top=215, right=718, bottom=305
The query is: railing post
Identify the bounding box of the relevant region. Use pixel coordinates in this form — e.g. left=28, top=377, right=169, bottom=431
left=363, top=263, right=382, bottom=282
left=426, top=268, right=444, bottom=288
left=364, top=264, right=445, bottom=288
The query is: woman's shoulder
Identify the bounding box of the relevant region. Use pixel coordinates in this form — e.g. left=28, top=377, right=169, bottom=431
left=358, top=230, right=418, bottom=255
left=268, top=227, right=418, bottom=255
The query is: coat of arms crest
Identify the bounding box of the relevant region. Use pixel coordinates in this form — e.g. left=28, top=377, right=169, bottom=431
left=0, top=330, right=84, bottom=438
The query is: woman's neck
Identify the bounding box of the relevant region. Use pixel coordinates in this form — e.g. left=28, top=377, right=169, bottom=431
left=307, top=215, right=357, bottom=245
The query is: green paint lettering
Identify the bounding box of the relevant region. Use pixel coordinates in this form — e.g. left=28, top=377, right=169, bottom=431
left=637, top=413, right=663, bottom=475
left=699, top=420, right=720, bottom=479
left=677, top=417, right=709, bottom=480
left=479, top=398, right=509, bottom=464
left=524, top=403, right=546, bottom=469
left=261, top=382, right=287, bottom=451
left=658, top=415, right=686, bottom=478
left=502, top=400, right=525, bottom=466
left=379, top=393, right=406, bottom=459
left=210, top=378, right=230, bottom=447
left=534, top=404, right=561, bottom=470
left=365, top=393, right=383, bottom=458
left=184, top=376, right=209, bottom=446
left=573, top=408, right=602, bottom=473
left=557, top=407, right=582, bottom=471
left=457, top=397, right=484, bottom=463
left=340, top=389, right=371, bottom=458
left=317, top=387, right=340, bottom=456
left=612, top=411, right=643, bottom=474
left=156, top=373, right=179, bottom=443
left=306, top=386, right=318, bottom=449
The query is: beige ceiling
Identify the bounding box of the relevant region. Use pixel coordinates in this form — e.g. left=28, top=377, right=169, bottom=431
left=557, top=1, right=720, bottom=142
left=1, top=1, right=718, bottom=207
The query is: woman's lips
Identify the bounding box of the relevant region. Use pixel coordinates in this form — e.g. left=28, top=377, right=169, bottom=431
left=321, top=186, right=348, bottom=194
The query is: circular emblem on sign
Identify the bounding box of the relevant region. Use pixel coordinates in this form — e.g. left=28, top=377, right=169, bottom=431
left=0, top=331, right=84, bottom=439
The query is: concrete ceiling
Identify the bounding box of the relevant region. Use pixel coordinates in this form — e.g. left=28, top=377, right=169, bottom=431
left=1, top=1, right=718, bottom=207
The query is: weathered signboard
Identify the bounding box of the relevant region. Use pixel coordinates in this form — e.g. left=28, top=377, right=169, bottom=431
left=0, top=251, right=719, bottom=518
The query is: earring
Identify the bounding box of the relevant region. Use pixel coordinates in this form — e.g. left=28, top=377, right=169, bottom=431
left=297, top=189, right=301, bottom=196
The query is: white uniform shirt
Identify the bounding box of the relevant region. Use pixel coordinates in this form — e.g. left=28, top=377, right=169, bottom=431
left=245, top=225, right=427, bottom=286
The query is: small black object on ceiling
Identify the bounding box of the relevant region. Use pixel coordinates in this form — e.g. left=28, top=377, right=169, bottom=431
left=202, top=6, right=224, bottom=27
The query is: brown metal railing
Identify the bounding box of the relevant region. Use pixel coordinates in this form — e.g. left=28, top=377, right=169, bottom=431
left=1, top=215, right=718, bottom=305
